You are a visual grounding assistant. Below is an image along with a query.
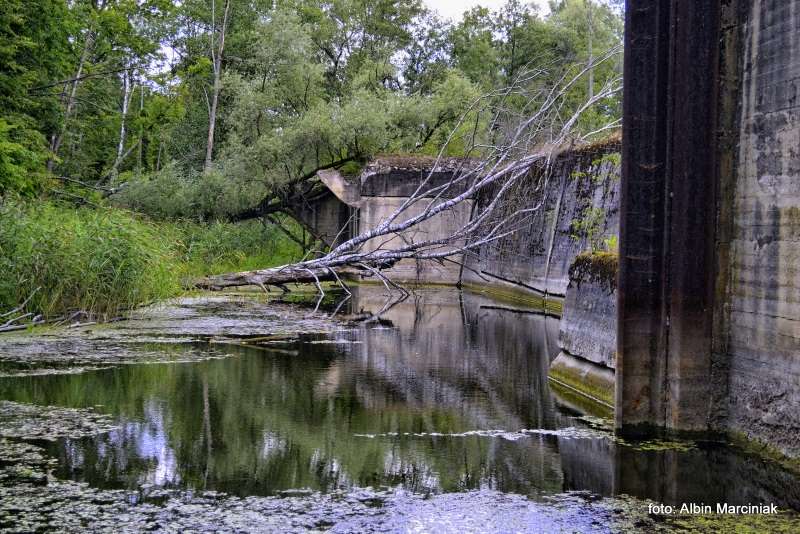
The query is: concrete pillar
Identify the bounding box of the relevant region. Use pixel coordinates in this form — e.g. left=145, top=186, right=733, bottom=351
left=616, top=1, right=721, bottom=433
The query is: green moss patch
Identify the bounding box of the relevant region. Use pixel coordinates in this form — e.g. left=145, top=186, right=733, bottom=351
left=728, top=430, right=800, bottom=476
left=568, top=251, right=619, bottom=291
left=549, top=380, right=614, bottom=419
left=665, top=512, right=800, bottom=533
left=461, top=282, right=563, bottom=315
left=548, top=354, right=615, bottom=408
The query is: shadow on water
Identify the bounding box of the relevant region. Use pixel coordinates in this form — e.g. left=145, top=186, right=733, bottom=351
left=0, top=286, right=798, bottom=511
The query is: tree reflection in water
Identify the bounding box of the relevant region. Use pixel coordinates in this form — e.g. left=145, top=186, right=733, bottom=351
left=1, top=286, right=798, bottom=511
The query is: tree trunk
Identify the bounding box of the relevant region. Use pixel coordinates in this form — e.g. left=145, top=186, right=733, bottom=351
left=586, top=0, right=594, bottom=101
left=195, top=264, right=371, bottom=290
left=111, top=68, right=134, bottom=178
left=137, top=85, right=144, bottom=173
left=48, top=31, right=94, bottom=172
left=204, top=0, right=231, bottom=174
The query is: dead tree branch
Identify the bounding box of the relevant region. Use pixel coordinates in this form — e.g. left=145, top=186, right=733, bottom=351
left=196, top=50, right=623, bottom=301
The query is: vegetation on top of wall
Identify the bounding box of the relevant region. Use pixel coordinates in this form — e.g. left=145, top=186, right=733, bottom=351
left=591, top=152, right=621, bottom=170
left=568, top=250, right=619, bottom=291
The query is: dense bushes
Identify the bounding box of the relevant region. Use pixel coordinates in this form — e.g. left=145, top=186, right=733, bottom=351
left=0, top=201, right=302, bottom=318
left=178, top=218, right=303, bottom=277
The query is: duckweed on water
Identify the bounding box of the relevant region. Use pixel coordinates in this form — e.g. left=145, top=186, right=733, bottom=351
left=2, top=290, right=800, bottom=532
left=0, top=431, right=676, bottom=534
left=0, top=401, right=117, bottom=440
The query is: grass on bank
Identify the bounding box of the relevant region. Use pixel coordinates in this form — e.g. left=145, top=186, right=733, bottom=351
left=0, top=201, right=303, bottom=319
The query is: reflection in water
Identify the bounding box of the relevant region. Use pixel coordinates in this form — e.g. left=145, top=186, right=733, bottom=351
left=1, top=286, right=798, bottom=511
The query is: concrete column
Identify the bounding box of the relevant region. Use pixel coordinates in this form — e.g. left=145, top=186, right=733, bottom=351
left=617, top=1, right=721, bottom=433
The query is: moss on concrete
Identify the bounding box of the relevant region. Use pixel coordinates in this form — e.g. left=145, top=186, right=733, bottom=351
left=548, top=353, right=615, bottom=408
left=461, top=282, right=563, bottom=315
left=728, top=430, right=800, bottom=476
left=568, top=251, right=619, bottom=291
left=549, top=379, right=614, bottom=419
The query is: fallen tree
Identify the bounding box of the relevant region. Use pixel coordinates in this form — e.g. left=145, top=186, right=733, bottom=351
left=196, top=52, right=622, bottom=301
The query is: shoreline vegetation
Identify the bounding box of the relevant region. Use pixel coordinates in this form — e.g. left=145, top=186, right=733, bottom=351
left=0, top=200, right=304, bottom=328
left=0, top=0, right=624, bottom=330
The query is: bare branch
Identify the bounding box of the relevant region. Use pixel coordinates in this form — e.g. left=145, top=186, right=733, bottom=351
left=196, top=51, right=623, bottom=313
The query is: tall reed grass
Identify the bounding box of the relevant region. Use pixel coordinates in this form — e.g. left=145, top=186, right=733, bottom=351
left=0, top=201, right=303, bottom=319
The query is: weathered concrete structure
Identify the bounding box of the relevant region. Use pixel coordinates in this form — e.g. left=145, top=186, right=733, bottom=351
left=552, top=252, right=619, bottom=407
left=297, top=0, right=800, bottom=460
left=461, top=140, right=621, bottom=297
left=294, top=156, right=472, bottom=284
left=618, top=0, right=800, bottom=458
left=300, top=144, right=620, bottom=293
left=303, top=146, right=623, bottom=416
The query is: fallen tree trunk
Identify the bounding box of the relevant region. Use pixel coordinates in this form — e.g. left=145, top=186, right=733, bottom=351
left=195, top=260, right=396, bottom=291
left=196, top=265, right=342, bottom=290
left=194, top=53, right=622, bottom=297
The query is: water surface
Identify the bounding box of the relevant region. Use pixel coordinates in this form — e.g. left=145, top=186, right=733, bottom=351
left=1, top=286, right=798, bottom=512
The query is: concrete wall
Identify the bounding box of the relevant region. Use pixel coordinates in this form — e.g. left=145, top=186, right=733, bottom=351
left=462, top=140, right=621, bottom=297
left=616, top=0, right=800, bottom=460
left=292, top=192, right=355, bottom=248
left=359, top=197, right=471, bottom=283
left=715, top=0, right=800, bottom=459
left=297, top=157, right=472, bottom=283
left=558, top=253, right=618, bottom=370
left=550, top=252, right=618, bottom=407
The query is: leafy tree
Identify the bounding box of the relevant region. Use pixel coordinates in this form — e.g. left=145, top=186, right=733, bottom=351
left=449, top=7, right=500, bottom=89
left=0, top=0, right=70, bottom=194
left=2, top=0, right=622, bottom=219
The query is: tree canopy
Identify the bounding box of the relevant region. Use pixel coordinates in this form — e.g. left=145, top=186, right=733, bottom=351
left=0, top=0, right=623, bottom=220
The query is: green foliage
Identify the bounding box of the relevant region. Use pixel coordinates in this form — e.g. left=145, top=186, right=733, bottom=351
left=602, top=234, right=618, bottom=253
left=0, top=201, right=303, bottom=317
left=112, top=163, right=269, bottom=221
left=591, top=152, right=621, bottom=168
left=569, top=206, right=605, bottom=248
left=0, top=119, right=44, bottom=195
left=450, top=7, right=501, bottom=87
left=0, top=0, right=70, bottom=193
left=177, top=218, right=303, bottom=277
left=1, top=0, right=622, bottom=208
left=0, top=200, right=181, bottom=317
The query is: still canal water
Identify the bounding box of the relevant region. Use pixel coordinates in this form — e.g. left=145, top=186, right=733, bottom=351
left=1, top=286, right=798, bottom=513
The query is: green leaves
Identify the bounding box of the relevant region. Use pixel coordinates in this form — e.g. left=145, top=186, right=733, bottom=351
left=0, top=0, right=622, bottom=218
left=0, top=119, right=45, bottom=196
left=0, top=0, right=70, bottom=193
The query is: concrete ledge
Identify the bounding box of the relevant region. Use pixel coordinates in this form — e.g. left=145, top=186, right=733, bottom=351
left=549, top=379, right=614, bottom=419
left=549, top=350, right=615, bottom=408
left=460, top=281, right=562, bottom=315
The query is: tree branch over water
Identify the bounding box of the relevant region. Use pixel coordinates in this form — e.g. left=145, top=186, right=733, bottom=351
left=196, top=52, right=622, bottom=296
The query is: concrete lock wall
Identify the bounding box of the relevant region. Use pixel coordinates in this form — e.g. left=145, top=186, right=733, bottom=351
left=356, top=157, right=471, bottom=283
left=462, top=139, right=621, bottom=297
left=359, top=197, right=471, bottom=283
left=618, top=0, right=800, bottom=460
left=296, top=157, right=473, bottom=284
left=715, top=0, right=800, bottom=459
left=551, top=252, right=619, bottom=408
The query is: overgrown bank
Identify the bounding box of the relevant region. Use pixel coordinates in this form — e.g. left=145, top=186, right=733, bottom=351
left=0, top=201, right=302, bottom=321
